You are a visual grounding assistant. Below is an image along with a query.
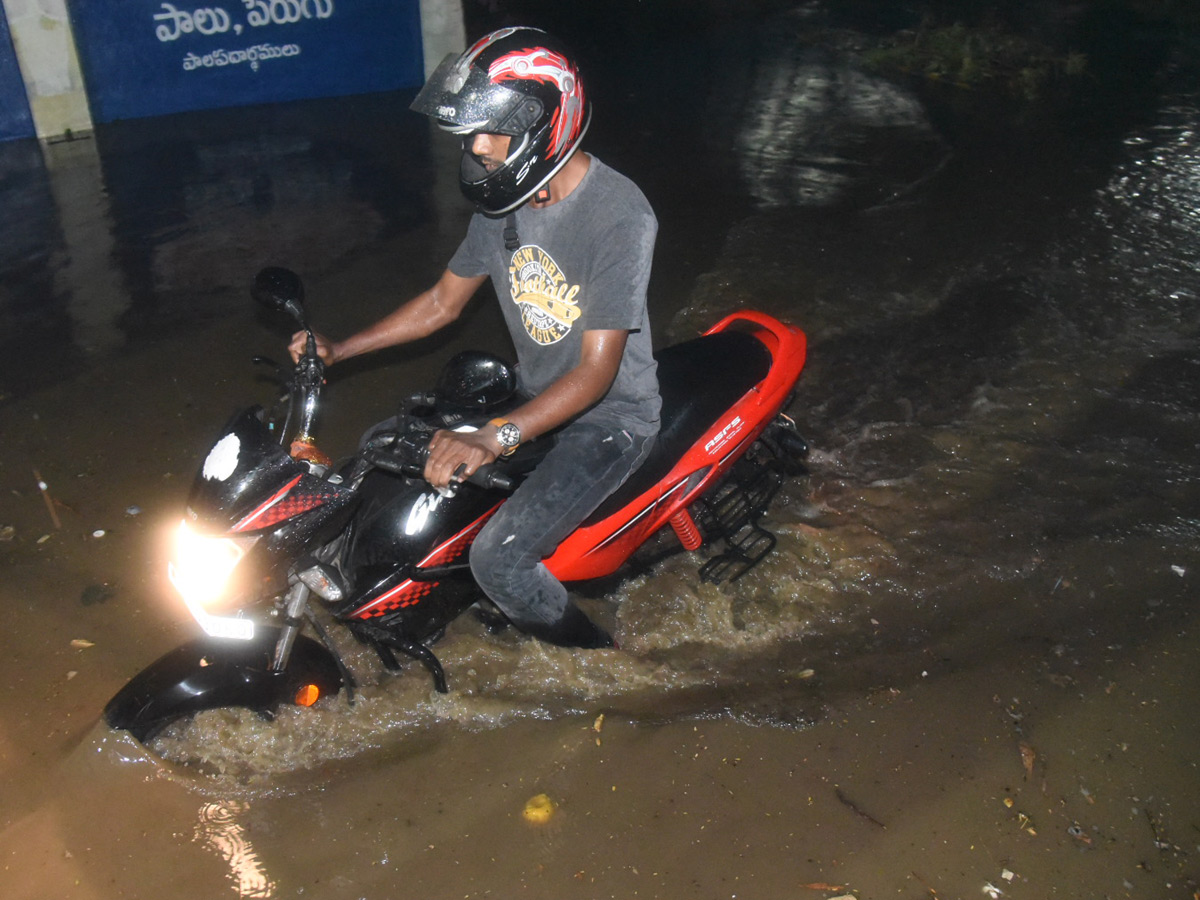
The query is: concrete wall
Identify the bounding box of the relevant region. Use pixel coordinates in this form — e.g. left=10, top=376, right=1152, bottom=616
left=420, top=0, right=465, bottom=79
left=1, top=0, right=90, bottom=139
left=0, top=0, right=464, bottom=141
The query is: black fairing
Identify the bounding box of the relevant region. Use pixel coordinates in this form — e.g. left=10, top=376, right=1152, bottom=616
left=103, top=628, right=342, bottom=743
left=347, top=473, right=500, bottom=577
left=186, top=406, right=359, bottom=581
left=187, top=406, right=308, bottom=531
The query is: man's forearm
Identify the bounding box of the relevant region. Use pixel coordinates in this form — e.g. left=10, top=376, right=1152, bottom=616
left=334, top=270, right=486, bottom=363
left=505, top=329, right=627, bottom=442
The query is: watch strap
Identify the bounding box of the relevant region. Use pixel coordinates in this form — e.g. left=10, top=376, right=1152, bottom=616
left=487, top=418, right=521, bottom=457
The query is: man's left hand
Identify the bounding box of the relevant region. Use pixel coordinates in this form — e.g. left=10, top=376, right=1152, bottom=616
left=424, top=428, right=501, bottom=489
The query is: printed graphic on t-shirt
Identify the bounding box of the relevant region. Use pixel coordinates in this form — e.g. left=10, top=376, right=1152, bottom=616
left=508, top=245, right=581, bottom=345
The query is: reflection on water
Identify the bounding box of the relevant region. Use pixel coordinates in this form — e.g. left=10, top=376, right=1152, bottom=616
left=196, top=801, right=276, bottom=899
left=714, top=11, right=946, bottom=209
left=1095, top=98, right=1200, bottom=325
left=0, top=93, right=437, bottom=400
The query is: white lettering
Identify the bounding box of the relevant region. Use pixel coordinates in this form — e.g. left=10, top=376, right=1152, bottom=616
left=704, top=415, right=744, bottom=455
left=155, top=3, right=233, bottom=42
left=243, top=0, right=335, bottom=27
left=157, top=1, right=335, bottom=43
left=183, top=43, right=301, bottom=72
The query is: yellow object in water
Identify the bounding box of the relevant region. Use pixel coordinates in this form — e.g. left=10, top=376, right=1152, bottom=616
left=522, top=793, right=556, bottom=824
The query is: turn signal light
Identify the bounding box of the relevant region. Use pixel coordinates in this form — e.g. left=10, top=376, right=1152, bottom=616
left=294, top=684, right=321, bottom=707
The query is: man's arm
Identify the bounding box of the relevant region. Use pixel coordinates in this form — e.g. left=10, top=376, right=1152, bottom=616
left=424, top=329, right=628, bottom=488
left=288, top=269, right=486, bottom=364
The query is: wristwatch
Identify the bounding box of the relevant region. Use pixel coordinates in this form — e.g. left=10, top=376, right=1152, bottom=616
left=488, top=418, right=521, bottom=457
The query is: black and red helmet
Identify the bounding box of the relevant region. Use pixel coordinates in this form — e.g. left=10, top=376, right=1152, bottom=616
left=410, top=27, right=591, bottom=217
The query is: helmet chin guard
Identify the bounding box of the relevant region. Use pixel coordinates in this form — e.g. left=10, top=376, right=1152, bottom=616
left=410, top=27, right=591, bottom=217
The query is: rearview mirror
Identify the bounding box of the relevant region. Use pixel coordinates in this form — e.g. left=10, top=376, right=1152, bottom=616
left=252, top=267, right=307, bottom=328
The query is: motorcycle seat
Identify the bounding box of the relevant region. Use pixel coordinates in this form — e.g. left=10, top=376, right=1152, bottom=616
left=583, top=329, right=773, bottom=524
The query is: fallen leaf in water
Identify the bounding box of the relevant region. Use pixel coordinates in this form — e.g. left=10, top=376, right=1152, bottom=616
left=70, top=639, right=95, bottom=649
left=800, top=884, right=845, bottom=892
left=1018, top=741, right=1036, bottom=779
left=593, top=713, right=605, bottom=733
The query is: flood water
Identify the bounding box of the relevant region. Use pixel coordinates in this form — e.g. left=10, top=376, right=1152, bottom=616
left=2, top=4, right=1199, bottom=899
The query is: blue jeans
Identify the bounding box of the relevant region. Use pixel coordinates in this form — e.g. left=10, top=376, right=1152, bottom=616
left=468, top=421, right=655, bottom=647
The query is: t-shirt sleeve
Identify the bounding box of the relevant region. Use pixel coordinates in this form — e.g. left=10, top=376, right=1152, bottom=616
left=447, top=213, right=492, bottom=279
left=582, top=206, right=658, bottom=332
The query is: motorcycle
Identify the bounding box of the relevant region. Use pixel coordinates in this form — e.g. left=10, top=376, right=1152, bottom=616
left=105, top=267, right=809, bottom=742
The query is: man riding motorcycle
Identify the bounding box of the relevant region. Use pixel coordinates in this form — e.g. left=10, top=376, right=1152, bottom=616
left=289, top=27, right=659, bottom=649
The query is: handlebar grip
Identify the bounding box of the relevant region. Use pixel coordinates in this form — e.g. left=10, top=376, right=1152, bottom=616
left=467, top=466, right=515, bottom=493
left=362, top=449, right=415, bottom=476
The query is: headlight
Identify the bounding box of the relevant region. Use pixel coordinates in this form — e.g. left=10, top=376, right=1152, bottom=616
left=168, top=521, right=259, bottom=640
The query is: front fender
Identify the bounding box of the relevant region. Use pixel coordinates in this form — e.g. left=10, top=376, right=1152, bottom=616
left=104, top=627, right=343, bottom=742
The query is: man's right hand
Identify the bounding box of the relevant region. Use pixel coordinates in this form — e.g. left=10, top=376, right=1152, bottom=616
left=288, top=330, right=338, bottom=365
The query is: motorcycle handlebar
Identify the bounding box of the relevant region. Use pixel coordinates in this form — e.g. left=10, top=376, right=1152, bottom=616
left=360, top=448, right=515, bottom=494
left=462, top=465, right=516, bottom=493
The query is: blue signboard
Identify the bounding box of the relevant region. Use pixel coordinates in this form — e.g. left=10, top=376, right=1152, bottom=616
left=66, top=0, right=425, bottom=123
left=0, top=12, right=35, bottom=141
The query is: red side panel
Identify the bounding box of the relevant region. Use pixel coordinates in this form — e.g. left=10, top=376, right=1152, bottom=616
left=544, top=312, right=806, bottom=582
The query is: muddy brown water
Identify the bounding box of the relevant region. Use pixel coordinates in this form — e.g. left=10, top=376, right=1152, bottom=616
left=3, top=6, right=1200, bottom=899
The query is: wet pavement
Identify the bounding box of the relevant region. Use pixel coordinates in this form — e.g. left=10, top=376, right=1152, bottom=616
left=3, top=3, right=1200, bottom=899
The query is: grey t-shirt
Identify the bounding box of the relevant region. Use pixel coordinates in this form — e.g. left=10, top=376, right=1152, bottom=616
left=448, top=156, right=661, bottom=435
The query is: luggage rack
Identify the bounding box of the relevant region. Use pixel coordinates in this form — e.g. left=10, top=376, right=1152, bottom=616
left=690, top=417, right=808, bottom=583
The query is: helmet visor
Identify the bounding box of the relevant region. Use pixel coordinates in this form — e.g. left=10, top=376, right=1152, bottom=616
left=410, top=53, right=536, bottom=137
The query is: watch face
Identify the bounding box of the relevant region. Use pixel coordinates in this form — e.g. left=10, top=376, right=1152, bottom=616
left=497, top=422, right=521, bottom=448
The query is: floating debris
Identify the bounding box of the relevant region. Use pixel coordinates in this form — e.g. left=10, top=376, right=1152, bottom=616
left=125, top=506, right=142, bottom=517
left=0, top=525, right=14, bottom=542
left=70, top=639, right=95, bottom=649
left=522, top=793, right=556, bottom=824
left=1018, top=741, right=1036, bottom=779
left=835, top=787, right=886, bottom=829
left=1171, top=565, right=1185, bottom=577
left=92, top=529, right=106, bottom=539
left=33, top=469, right=62, bottom=529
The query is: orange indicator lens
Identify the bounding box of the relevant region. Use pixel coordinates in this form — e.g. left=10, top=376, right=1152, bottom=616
left=294, top=684, right=321, bottom=707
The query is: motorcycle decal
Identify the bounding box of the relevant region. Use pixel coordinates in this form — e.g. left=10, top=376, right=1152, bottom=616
left=508, top=245, right=581, bottom=345
left=404, top=491, right=444, bottom=536
left=202, top=433, right=240, bottom=481
left=704, top=415, right=745, bottom=456
left=352, top=503, right=502, bottom=618
left=230, top=475, right=341, bottom=533
left=590, top=479, right=688, bottom=552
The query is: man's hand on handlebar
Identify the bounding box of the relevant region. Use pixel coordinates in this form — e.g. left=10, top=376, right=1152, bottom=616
left=288, top=330, right=339, bottom=365
left=424, top=428, right=502, bottom=489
